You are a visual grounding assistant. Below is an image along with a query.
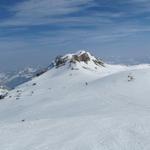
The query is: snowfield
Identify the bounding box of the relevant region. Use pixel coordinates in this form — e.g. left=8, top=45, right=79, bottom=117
left=0, top=51, right=150, bottom=150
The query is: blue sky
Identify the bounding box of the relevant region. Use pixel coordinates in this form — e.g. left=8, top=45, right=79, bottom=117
left=0, top=0, right=150, bottom=71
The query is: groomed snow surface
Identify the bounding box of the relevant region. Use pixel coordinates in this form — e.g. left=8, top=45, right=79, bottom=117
left=0, top=52, right=150, bottom=150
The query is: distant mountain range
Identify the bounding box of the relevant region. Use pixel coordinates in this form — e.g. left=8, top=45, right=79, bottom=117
left=0, top=67, right=47, bottom=90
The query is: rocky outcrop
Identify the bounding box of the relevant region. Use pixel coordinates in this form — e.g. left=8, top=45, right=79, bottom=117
left=55, top=56, right=68, bottom=68
left=70, top=53, right=90, bottom=64
left=54, top=51, right=105, bottom=68
left=0, top=87, right=8, bottom=100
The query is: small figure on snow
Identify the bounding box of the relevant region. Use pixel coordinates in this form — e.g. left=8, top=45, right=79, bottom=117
left=32, top=83, right=37, bottom=86
left=85, top=82, right=88, bottom=86
left=128, top=74, right=134, bottom=82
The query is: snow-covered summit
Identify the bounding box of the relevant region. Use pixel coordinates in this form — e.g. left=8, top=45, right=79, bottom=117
left=53, top=50, right=105, bottom=70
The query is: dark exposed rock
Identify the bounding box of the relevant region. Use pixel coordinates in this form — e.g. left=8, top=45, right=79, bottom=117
left=93, top=59, right=105, bottom=67
left=0, top=87, right=8, bottom=100
left=54, top=51, right=105, bottom=68
left=55, top=56, right=67, bottom=68
left=35, top=69, right=47, bottom=77
left=0, top=95, right=5, bottom=100
left=70, top=53, right=90, bottom=64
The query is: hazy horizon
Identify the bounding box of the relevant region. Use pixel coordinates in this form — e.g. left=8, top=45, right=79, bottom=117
left=1, top=50, right=150, bottom=72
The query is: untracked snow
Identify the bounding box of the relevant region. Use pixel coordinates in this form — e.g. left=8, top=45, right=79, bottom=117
left=0, top=51, right=150, bottom=150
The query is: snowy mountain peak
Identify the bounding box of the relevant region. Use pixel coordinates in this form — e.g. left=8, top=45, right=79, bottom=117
left=1, top=51, right=150, bottom=149
left=54, top=50, right=105, bottom=70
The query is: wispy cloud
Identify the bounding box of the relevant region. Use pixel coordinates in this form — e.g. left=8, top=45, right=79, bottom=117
left=0, top=0, right=150, bottom=59
left=0, top=0, right=95, bottom=26
left=1, top=0, right=149, bottom=30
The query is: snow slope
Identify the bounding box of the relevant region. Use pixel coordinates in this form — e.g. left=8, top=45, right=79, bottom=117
left=0, top=51, right=150, bottom=150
